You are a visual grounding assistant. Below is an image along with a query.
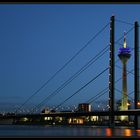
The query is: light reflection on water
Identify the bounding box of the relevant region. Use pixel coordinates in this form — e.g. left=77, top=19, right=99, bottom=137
left=105, top=128, right=112, bottom=136
left=136, top=129, right=140, bottom=136
left=0, top=125, right=140, bottom=137
left=124, top=129, right=132, bottom=136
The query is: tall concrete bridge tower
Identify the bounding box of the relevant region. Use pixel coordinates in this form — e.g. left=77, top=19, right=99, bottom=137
left=118, top=32, right=131, bottom=121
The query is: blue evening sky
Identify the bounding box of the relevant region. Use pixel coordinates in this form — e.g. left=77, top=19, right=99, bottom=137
left=0, top=4, right=139, bottom=112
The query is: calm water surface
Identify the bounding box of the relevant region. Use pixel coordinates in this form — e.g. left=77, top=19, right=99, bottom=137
left=0, top=125, right=140, bottom=137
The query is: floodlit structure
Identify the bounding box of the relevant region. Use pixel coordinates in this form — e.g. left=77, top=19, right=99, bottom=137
left=118, top=32, right=131, bottom=121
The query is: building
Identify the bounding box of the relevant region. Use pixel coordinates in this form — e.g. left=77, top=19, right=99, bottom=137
left=118, top=32, right=131, bottom=121
left=41, top=107, right=50, bottom=114
left=78, top=103, right=92, bottom=112
left=116, top=99, right=131, bottom=111
left=116, top=99, right=132, bottom=121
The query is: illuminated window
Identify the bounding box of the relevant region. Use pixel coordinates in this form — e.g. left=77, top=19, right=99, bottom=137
left=21, top=117, right=28, bottom=122
left=44, top=117, right=52, bottom=120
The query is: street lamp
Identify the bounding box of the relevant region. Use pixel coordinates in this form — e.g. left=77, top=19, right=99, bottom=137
left=137, top=101, right=140, bottom=106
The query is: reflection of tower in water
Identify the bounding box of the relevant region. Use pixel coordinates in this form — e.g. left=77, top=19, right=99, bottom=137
left=118, top=32, right=131, bottom=121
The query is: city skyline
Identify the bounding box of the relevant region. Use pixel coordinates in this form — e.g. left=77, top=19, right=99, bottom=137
left=0, top=4, right=139, bottom=112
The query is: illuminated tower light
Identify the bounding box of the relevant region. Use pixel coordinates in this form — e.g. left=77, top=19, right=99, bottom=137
left=124, top=31, right=127, bottom=48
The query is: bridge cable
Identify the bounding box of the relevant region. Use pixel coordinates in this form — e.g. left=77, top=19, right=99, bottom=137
left=53, top=67, right=109, bottom=111
left=30, top=46, right=110, bottom=113
left=115, top=18, right=134, bottom=26
left=28, top=25, right=134, bottom=113
left=86, top=68, right=134, bottom=104
left=83, top=27, right=135, bottom=104
left=38, top=26, right=134, bottom=112
left=14, top=22, right=110, bottom=113
left=115, top=88, right=134, bottom=100
left=115, top=65, right=134, bottom=75
left=33, top=26, right=135, bottom=112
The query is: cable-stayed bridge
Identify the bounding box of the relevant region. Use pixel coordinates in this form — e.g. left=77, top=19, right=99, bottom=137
left=0, top=16, right=140, bottom=129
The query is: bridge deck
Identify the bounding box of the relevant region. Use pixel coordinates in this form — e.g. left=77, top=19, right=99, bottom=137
left=1, top=110, right=140, bottom=119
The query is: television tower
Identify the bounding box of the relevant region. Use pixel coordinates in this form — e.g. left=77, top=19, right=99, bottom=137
left=118, top=32, right=131, bottom=121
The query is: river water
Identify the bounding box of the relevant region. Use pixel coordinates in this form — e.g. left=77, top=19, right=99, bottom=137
left=0, top=125, right=140, bottom=138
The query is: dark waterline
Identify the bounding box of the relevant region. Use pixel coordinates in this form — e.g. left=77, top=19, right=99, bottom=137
left=0, top=125, right=140, bottom=138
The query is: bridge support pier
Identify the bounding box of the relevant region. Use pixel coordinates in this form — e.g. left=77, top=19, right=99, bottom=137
left=109, top=16, right=115, bottom=128
left=134, top=21, right=140, bottom=129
